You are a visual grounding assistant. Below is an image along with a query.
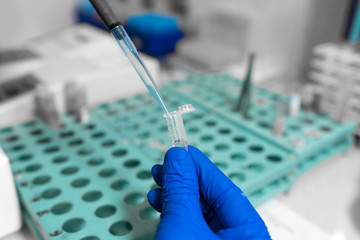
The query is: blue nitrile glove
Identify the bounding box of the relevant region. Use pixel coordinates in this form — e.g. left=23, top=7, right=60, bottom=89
left=147, top=145, right=271, bottom=240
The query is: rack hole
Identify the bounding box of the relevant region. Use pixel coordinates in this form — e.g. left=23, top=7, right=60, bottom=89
left=233, top=136, right=246, bottom=143
left=44, top=145, right=60, bottom=154
left=229, top=173, right=246, bottom=183
left=71, top=178, right=90, bottom=188
left=12, top=144, right=25, bottom=151
left=102, top=139, right=116, bottom=147
left=59, top=130, right=74, bottom=138
left=18, top=153, right=33, bottom=162
left=213, top=161, right=227, bottom=170
left=23, top=121, right=37, bottom=127
left=68, top=139, right=83, bottom=146
left=82, top=191, right=102, bottom=202
left=98, top=168, right=116, bottom=178
left=6, top=135, right=19, bottom=142
left=124, top=192, right=145, bottom=205
left=200, top=135, right=214, bottom=142
left=215, top=144, right=229, bottom=151
left=110, top=179, right=129, bottom=191
left=231, top=153, right=246, bottom=161
left=124, top=159, right=140, bottom=168
left=136, top=170, right=152, bottom=179
left=112, top=149, right=128, bottom=157
left=188, top=127, right=200, bottom=133
left=61, top=166, right=79, bottom=175
left=62, top=218, right=85, bottom=233
left=25, top=163, right=42, bottom=172
left=32, top=175, right=51, bottom=185
left=205, top=120, right=217, bottom=127
left=80, top=236, right=99, bottom=240
left=320, top=126, right=332, bottom=132
left=139, top=207, right=160, bottom=221
left=52, top=156, right=68, bottom=164
left=87, top=157, right=104, bottom=166
left=258, top=122, right=270, bottom=129
left=95, top=205, right=116, bottom=218
left=41, top=188, right=61, bottom=199
left=0, top=127, right=12, bottom=133
left=91, top=131, right=106, bottom=139
left=109, top=220, right=132, bottom=236
left=51, top=202, right=73, bottom=215
left=218, top=128, right=231, bottom=135
left=83, top=123, right=96, bottom=131
left=37, top=137, right=52, bottom=144
left=30, top=129, right=43, bottom=136
left=249, top=145, right=264, bottom=152
left=78, top=147, right=94, bottom=156
left=267, top=155, right=282, bottom=163
left=247, top=163, right=264, bottom=172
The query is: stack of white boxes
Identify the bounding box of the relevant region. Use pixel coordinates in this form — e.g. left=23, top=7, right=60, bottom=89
left=309, top=42, right=360, bottom=135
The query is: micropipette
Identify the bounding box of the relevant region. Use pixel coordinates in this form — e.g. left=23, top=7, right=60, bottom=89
left=89, top=0, right=169, bottom=114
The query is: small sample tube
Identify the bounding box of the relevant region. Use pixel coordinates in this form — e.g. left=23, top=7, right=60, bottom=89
left=289, top=94, right=300, bottom=118
left=65, top=81, right=88, bottom=123
left=163, top=104, right=195, bottom=150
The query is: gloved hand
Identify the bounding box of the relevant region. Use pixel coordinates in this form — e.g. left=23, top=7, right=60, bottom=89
left=147, top=145, right=271, bottom=240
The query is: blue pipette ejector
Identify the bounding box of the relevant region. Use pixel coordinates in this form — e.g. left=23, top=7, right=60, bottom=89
left=89, top=0, right=169, bottom=114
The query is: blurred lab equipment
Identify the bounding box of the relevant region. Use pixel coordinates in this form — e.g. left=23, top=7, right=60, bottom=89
left=0, top=24, right=160, bottom=129
left=236, top=53, right=254, bottom=117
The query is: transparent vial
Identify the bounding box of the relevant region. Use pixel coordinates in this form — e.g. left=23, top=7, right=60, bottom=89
left=163, top=104, right=196, bottom=150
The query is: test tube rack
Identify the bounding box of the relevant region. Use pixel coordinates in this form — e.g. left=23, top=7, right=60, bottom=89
left=0, top=73, right=355, bottom=240
left=309, top=42, right=360, bottom=134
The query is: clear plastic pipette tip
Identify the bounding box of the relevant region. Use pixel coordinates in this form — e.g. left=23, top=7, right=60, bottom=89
left=111, top=25, right=169, bottom=114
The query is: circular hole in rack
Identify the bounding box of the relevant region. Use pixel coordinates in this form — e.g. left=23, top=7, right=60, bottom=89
left=289, top=125, right=300, bottom=131
left=68, top=139, right=84, bottom=146
left=59, top=130, right=74, bottom=138
left=62, top=218, right=86, bottom=233
left=110, top=179, right=129, bottom=191
left=233, top=136, right=246, bottom=143
left=158, top=125, right=168, bottom=132
left=25, top=163, right=42, bottom=172
left=95, top=205, right=116, bottom=218
left=51, top=202, right=73, bottom=215
left=83, top=123, right=96, bottom=131
left=109, top=220, right=132, bottom=236
left=205, top=120, right=217, bottom=127
left=188, top=127, right=200, bottom=133
left=12, top=144, right=25, bottom=151
left=87, top=157, right=104, bottom=166
left=101, top=139, right=116, bottom=147
left=37, top=137, right=52, bottom=144
left=192, top=113, right=204, bottom=119
left=213, top=161, right=227, bottom=170
left=23, top=121, right=37, bottom=127
left=231, top=153, right=246, bottom=161
left=218, top=128, right=231, bottom=135
left=52, top=156, right=68, bottom=164
left=228, top=172, right=246, bottom=183
left=18, top=153, right=33, bottom=162
left=91, top=131, right=106, bottom=139
left=124, top=159, right=140, bottom=168
left=82, top=190, right=102, bottom=202
left=139, top=207, right=160, bottom=221
left=71, top=178, right=90, bottom=188
left=249, top=145, right=264, bottom=153
left=320, top=126, right=332, bottom=132
left=257, top=110, right=267, bottom=116
left=200, top=135, right=214, bottom=142
left=215, top=144, right=229, bottom=151
left=303, top=118, right=313, bottom=124
left=148, top=117, right=158, bottom=124
left=6, top=135, right=19, bottom=142
left=136, top=170, right=152, bottom=179
left=247, top=163, right=264, bottom=172
left=258, top=122, right=270, bottom=129
left=0, top=127, right=12, bottom=133
left=98, top=168, right=116, bottom=178
left=41, top=188, right=61, bottom=199
left=80, top=236, right=99, bottom=240
left=61, top=166, right=79, bottom=175
left=30, top=129, right=43, bottom=136
left=44, top=145, right=60, bottom=154
left=112, top=149, right=128, bottom=158
left=124, top=192, right=145, bottom=205
left=32, top=175, right=51, bottom=185
left=267, top=155, right=282, bottom=163
left=78, top=147, right=94, bottom=156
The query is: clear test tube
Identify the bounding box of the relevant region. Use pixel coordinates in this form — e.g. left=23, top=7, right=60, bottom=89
left=163, top=104, right=195, bottom=150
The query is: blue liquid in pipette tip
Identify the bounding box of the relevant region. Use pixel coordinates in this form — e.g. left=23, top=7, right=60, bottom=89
left=111, top=25, right=169, bottom=114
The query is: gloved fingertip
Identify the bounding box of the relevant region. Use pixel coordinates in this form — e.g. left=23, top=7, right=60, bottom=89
left=147, top=188, right=162, bottom=213
left=165, top=147, right=189, bottom=162
left=151, top=164, right=163, bottom=187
